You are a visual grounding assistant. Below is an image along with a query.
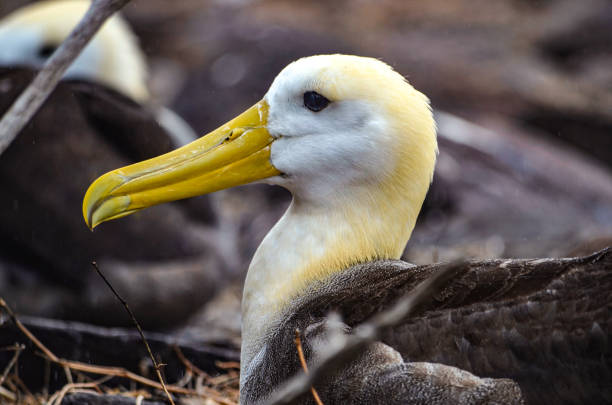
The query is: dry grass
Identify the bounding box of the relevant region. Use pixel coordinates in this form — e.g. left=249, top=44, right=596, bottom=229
left=0, top=297, right=239, bottom=405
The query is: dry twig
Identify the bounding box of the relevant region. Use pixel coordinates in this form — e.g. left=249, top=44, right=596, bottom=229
left=0, top=0, right=132, bottom=154
left=294, top=329, right=324, bottom=405
left=91, top=261, right=175, bottom=405
left=266, top=261, right=466, bottom=405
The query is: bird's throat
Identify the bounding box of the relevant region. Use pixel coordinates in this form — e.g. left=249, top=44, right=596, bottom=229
left=240, top=185, right=421, bottom=368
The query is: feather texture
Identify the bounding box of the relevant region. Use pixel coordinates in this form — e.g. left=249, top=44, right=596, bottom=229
left=241, top=249, right=611, bottom=404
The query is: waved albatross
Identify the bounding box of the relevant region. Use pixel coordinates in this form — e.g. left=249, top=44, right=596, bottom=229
left=0, top=0, right=196, bottom=146
left=83, top=54, right=611, bottom=404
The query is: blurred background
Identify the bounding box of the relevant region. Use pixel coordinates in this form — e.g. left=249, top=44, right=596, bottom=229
left=0, top=0, right=611, bottom=349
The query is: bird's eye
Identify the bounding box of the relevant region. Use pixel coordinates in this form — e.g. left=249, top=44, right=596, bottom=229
left=304, top=91, right=330, bottom=112
left=38, top=44, right=57, bottom=59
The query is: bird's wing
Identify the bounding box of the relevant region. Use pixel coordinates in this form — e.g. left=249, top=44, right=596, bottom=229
left=302, top=318, right=523, bottom=405
left=243, top=249, right=610, bottom=404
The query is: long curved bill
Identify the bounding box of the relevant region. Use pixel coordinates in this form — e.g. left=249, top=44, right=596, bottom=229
left=83, top=101, right=279, bottom=229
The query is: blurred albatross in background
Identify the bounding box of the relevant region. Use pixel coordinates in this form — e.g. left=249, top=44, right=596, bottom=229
left=0, top=0, right=196, bottom=146
left=0, top=0, right=221, bottom=328
left=84, top=55, right=610, bottom=404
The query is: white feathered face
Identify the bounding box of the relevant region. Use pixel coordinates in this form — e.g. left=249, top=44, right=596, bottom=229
left=264, top=55, right=396, bottom=202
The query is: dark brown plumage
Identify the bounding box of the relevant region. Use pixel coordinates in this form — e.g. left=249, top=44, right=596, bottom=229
left=243, top=249, right=611, bottom=404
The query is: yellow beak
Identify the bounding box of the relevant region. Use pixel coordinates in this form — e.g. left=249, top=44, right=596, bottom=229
left=83, top=101, right=280, bottom=229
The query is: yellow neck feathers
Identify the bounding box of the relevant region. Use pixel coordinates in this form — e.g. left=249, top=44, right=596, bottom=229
left=247, top=165, right=433, bottom=314
left=241, top=156, right=434, bottom=362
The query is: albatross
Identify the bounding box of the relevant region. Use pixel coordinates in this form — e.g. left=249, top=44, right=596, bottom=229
left=0, top=0, right=196, bottom=146
left=83, top=55, right=611, bottom=403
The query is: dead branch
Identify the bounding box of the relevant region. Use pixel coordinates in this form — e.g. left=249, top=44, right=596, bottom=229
left=91, top=261, right=175, bottom=405
left=0, top=0, right=132, bottom=154
left=266, top=260, right=466, bottom=405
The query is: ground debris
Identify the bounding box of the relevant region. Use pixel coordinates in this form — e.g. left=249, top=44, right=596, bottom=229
left=0, top=309, right=239, bottom=404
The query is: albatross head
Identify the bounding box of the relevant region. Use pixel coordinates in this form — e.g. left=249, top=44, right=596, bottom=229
left=265, top=55, right=436, bottom=205
left=83, top=54, right=437, bottom=366
left=0, top=0, right=148, bottom=102
left=84, top=54, right=436, bottom=231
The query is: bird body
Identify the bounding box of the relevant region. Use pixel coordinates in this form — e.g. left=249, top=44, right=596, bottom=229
left=242, top=251, right=610, bottom=404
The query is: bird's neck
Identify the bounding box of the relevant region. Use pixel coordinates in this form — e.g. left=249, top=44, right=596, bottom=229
left=240, top=183, right=423, bottom=370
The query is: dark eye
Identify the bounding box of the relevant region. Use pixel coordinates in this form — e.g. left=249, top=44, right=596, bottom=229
left=304, top=91, right=330, bottom=112
left=38, top=44, right=57, bottom=59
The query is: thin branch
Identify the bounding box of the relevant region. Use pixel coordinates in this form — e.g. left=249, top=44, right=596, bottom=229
left=0, top=0, right=132, bottom=155
left=63, top=365, right=74, bottom=385
left=266, top=260, right=466, bottom=405
left=294, top=329, right=324, bottom=405
left=91, top=261, right=175, bottom=405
